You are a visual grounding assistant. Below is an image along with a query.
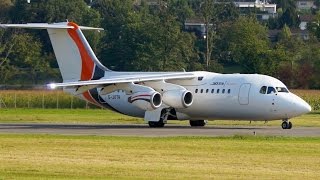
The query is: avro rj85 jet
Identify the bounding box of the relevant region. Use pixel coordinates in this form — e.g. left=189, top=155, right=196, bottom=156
left=0, top=22, right=311, bottom=129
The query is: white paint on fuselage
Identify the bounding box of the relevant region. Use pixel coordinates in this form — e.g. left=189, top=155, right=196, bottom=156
left=67, top=71, right=311, bottom=121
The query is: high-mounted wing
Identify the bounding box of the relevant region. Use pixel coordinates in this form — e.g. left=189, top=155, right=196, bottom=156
left=48, top=72, right=196, bottom=88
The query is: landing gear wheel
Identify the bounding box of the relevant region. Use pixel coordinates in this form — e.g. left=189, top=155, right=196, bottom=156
left=288, top=122, right=292, bottom=129
left=281, top=121, right=289, bottom=129
left=148, top=121, right=165, bottom=128
left=281, top=121, right=292, bottom=129
left=189, top=120, right=207, bottom=127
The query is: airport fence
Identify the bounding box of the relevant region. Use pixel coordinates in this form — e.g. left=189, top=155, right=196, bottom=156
left=0, top=90, right=319, bottom=110
left=0, top=90, right=99, bottom=109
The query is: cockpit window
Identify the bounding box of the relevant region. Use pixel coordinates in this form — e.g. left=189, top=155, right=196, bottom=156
left=259, top=86, right=267, bottom=94
left=267, top=87, right=276, bottom=94
left=276, top=87, right=289, bottom=93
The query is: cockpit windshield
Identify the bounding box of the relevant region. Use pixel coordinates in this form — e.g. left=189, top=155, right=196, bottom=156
left=267, top=87, right=276, bottom=94
left=260, top=86, right=288, bottom=94
left=276, top=87, right=289, bottom=93
left=259, top=86, right=267, bottom=94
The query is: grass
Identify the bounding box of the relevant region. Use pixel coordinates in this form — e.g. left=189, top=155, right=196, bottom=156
left=0, top=109, right=143, bottom=124
left=0, top=134, right=319, bottom=179
left=0, top=108, right=319, bottom=127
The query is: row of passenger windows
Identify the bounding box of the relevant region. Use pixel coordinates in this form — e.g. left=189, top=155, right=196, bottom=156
left=195, top=88, right=231, bottom=94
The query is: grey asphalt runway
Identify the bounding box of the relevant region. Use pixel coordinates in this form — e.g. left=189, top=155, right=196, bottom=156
left=0, top=123, right=319, bottom=137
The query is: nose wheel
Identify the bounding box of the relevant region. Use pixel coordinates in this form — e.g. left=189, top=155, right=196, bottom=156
left=281, top=120, right=292, bottom=129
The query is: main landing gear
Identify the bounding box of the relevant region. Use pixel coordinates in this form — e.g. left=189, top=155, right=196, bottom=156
left=189, top=120, right=207, bottom=127
left=148, top=109, right=168, bottom=128
left=281, top=119, right=292, bottom=129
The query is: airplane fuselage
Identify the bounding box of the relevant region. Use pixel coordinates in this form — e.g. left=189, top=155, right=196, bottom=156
left=67, top=71, right=311, bottom=122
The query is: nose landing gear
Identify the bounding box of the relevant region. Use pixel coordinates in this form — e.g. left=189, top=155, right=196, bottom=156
left=281, top=119, right=292, bottom=129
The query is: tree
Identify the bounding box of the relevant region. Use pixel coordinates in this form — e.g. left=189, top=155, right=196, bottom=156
left=278, top=24, right=292, bottom=40
left=307, top=11, right=320, bottom=40
left=0, top=0, right=13, bottom=22
left=167, top=0, right=195, bottom=23
left=217, top=16, right=276, bottom=74
left=200, top=0, right=215, bottom=70
left=280, top=8, right=300, bottom=28
left=0, top=32, right=52, bottom=84
left=93, top=0, right=199, bottom=71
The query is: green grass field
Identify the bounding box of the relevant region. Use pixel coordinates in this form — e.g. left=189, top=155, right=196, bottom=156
left=0, top=134, right=319, bottom=179
left=0, top=108, right=319, bottom=127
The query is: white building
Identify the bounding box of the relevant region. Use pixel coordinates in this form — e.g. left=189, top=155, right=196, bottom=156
left=296, top=0, right=316, bottom=10
left=233, top=0, right=277, bottom=20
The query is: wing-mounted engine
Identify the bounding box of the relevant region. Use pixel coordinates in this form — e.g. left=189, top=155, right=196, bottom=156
left=100, top=82, right=162, bottom=111
left=143, top=80, right=193, bottom=109
left=162, top=90, right=193, bottom=108
left=128, top=91, right=162, bottom=110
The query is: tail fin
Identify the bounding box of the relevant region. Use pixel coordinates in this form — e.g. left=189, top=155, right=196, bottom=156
left=0, top=22, right=109, bottom=81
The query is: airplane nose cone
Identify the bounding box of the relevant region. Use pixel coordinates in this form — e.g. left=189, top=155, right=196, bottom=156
left=302, top=102, right=312, bottom=113
left=294, top=98, right=312, bottom=115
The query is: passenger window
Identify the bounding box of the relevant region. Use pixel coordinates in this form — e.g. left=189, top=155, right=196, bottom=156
left=211, top=89, right=214, bottom=93
left=228, top=89, right=231, bottom=94
left=222, top=89, right=225, bottom=94
left=217, top=89, right=220, bottom=94
left=195, top=89, right=198, bottom=93
left=206, top=89, right=209, bottom=93
left=201, top=89, right=203, bottom=93
left=267, top=87, right=276, bottom=94
left=260, top=86, right=267, bottom=94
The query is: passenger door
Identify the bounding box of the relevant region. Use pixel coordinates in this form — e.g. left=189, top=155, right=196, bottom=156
left=238, top=83, right=251, bottom=105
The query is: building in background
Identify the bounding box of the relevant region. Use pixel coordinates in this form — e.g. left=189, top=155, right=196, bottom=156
left=296, top=0, right=316, bottom=10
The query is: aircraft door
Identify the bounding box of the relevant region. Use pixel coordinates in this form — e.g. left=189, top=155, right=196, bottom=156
left=238, top=83, right=251, bottom=105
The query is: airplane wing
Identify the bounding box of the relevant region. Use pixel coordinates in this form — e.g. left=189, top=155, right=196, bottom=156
left=49, top=72, right=196, bottom=89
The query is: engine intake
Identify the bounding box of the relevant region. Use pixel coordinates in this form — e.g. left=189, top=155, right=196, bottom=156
left=162, top=90, right=193, bottom=108
left=128, top=91, right=162, bottom=111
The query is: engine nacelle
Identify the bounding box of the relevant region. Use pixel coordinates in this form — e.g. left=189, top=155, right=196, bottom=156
left=128, top=91, right=162, bottom=111
left=162, top=90, right=193, bottom=108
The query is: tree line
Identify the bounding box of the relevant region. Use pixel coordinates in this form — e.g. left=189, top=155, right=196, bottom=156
left=0, top=0, right=319, bottom=89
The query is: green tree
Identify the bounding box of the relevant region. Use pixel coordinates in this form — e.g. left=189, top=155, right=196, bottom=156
left=279, top=7, right=300, bottom=28
left=93, top=0, right=199, bottom=71
left=278, top=24, right=292, bottom=41
left=218, top=16, right=276, bottom=74
left=307, top=11, right=320, bottom=40
left=0, top=0, right=13, bottom=22
left=0, top=32, right=52, bottom=84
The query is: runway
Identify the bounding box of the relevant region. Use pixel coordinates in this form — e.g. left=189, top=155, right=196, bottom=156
left=0, top=123, right=320, bottom=137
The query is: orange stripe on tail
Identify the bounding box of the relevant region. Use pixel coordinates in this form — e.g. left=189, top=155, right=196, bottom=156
left=67, top=22, right=94, bottom=81
left=83, top=91, right=101, bottom=107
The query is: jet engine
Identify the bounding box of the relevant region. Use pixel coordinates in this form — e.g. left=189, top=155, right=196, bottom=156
left=162, top=90, right=193, bottom=108
left=128, top=91, right=162, bottom=111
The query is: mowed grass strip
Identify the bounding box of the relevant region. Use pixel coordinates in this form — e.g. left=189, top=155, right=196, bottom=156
left=0, top=134, right=319, bottom=179
left=0, top=109, right=143, bottom=124
left=0, top=109, right=319, bottom=127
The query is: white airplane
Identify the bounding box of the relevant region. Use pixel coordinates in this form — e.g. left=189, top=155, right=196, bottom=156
left=0, top=22, right=311, bottom=129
